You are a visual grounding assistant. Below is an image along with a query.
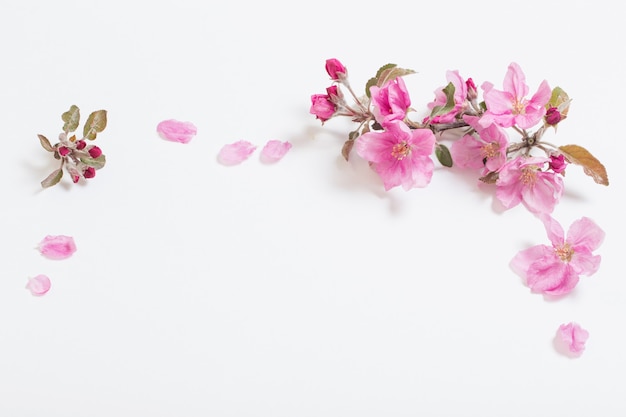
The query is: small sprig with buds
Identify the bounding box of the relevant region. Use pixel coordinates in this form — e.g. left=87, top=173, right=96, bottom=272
left=38, top=105, right=107, bottom=188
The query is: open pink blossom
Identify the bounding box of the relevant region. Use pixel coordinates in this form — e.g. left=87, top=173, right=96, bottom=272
left=156, top=119, right=197, bottom=144
left=260, top=140, right=292, bottom=163
left=510, top=214, right=604, bottom=296
left=480, top=62, right=551, bottom=129
left=370, top=77, right=411, bottom=126
left=218, top=140, right=257, bottom=165
left=26, top=274, right=51, bottom=296
left=495, top=156, right=563, bottom=214
left=38, top=235, right=77, bottom=260
left=556, top=322, right=589, bottom=357
left=450, top=115, right=508, bottom=173
left=426, top=70, right=468, bottom=124
left=355, top=120, right=435, bottom=191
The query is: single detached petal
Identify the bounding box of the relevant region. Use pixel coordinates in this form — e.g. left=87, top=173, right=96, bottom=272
left=260, top=140, right=292, bottom=163
left=38, top=235, right=77, bottom=260
left=556, top=322, right=589, bottom=357
left=218, top=140, right=257, bottom=165
left=157, top=119, right=197, bottom=144
left=26, top=274, right=51, bottom=296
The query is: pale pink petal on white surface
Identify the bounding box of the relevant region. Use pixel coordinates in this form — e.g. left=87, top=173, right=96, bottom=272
left=260, top=140, right=292, bottom=163
left=26, top=275, right=51, bottom=296
left=218, top=140, right=257, bottom=165
left=38, top=235, right=77, bottom=260
left=555, top=322, right=589, bottom=357
left=156, top=119, right=197, bottom=144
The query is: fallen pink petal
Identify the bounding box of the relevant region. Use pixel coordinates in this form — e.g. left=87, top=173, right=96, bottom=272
left=555, top=322, right=589, bottom=357
left=260, top=140, right=292, bottom=163
left=38, top=235, right=77, bottom=260
left=156, top=119, right=197, bottom=144
left=26, top=275, right=51, bottom=296
left=218, top=140, right=257, bottom=165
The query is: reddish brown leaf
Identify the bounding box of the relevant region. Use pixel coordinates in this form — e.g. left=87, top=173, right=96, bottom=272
left=558, top=144, right=609, bottom=186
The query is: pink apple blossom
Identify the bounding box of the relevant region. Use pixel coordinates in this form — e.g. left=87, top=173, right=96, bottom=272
left=218, top=140, right=257, bottom=165
left=310, top=92, right=336, bottom=123
left=510, top=214, right=604, bottom=296
left=38, top=235, right=77, bottom=260
left=480, top=62, right=551, bottom=129
left=496, top=156, right=563, bottom=214
left=325, top=58, right=347, bottom=81
left=556, top=322, right=589, bottom=356
left=260, top=140, right=292, bottom=163
left=426, top=70, right=468, bottom=123
left=369, top=77, right=411, bottom=126
left=450, top=116, right=508, bottom=173
left=355, top=120, right=435, bottom=191
left=26, top=274, right=51, bottom=296
left=157, top=119, right=197, bottom=144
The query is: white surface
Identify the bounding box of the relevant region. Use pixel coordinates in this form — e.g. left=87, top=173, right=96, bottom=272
left=1, top=1, right=624, bottom=416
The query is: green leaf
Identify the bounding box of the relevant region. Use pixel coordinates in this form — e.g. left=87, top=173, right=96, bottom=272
left=341, top=139, right=355, bottom=162
left=83, top=110, right=108, bottom=140
left=429, top=82, right=456, bottom=119
left=548, top=86, right=571, bottom=117
left=435, top=144, right=453, bottom=167
left=365, top=77, right=377, bottom=98
left=79, top=154, right=106, bottom=169
left=41, top=168, right=63, bottom=188
left=37, top=134, right=55, bottom=152
left=559, top=144, right=608, bottom=186
left=61, top=105, right=80, bottom=133
left=375, top=63, right=397, bottom=79
left=365, top=63, right=415, bottom=98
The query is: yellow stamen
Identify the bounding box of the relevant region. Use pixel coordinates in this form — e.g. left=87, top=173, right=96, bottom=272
left=391, top=142, right=412, bottom=160
left=555, top=243, right=574, bottom=262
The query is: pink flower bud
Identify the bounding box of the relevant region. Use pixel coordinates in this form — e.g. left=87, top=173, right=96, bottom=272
left=545, top=106, right=562, bottom=125
left=466, top=77, right=478, bottom=100
left=76, top=140, right=87, bottom=150
left=549, top=154, right=567, bottom=174
left=88, top=145, right=102, bottom=158
left=83, top=167, right=96, bottom=179
left=326, top=85, right=342, bottom=102
left=325, top=58, right=347, bottom=81
left=309, top=94, right=336, bottom=122
left=58, top=146, right=70, bottom=157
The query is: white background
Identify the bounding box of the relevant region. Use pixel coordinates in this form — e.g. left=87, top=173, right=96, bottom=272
left=1, top=1, right=624, bottom=416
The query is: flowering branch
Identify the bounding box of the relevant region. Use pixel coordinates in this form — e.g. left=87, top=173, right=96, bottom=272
left=38, top=105, right=107, bottom=188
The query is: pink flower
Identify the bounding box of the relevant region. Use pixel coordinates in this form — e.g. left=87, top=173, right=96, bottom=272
left=495, top=156, right=563, bottom=214
left=38, top=235, right=77, bottom=260
left=355, top=121, right=435, bottom=191
left=260, top=140, right=292, bottom=163
left=325, top=58, right=347, bottom=81
left=370, top=77, right=411, bottom=126
left=549, top=154, right=567, bottom=174
left=450, top=116, right=508, bottom=173
left=480, top=62, right=551, bottom=129
left=26, top=274, right=51, bottom=296
left=310, top=93, right=336, bottom=123
left=426, top=70, right=468, bottom=123
left=157, top=119, right=197, bottom=144
left=218, top=140, right=257, bottom=165
left=556, top=322, right=589, bottom=357
left=510, top=215, right=604, bottom=296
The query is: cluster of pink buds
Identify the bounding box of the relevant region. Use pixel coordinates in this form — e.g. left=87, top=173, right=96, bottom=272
left=38, top=105, right=107, bottom=188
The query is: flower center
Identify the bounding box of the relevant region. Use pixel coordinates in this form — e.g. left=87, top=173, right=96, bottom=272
left=555, top=243, right=574, bottom=262
left=481, top=142, right=500, bottom=159
left=512, top=99, right=526, bottom=115
left=520, top=166, right=537, bottom=186
left=391, top=141, right=412, bottom=160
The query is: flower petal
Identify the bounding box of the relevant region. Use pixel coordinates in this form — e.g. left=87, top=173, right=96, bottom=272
left=556, top=322, right=589, bottom=357
left=260, top=140, right=292, bottom=163
left=38, top=235, right=77, bottom=260
left=26, top=274, right=51, bottom=296
left=218, top=140, right=257, bottom=165
left=157, top=119, right=197, bottom=144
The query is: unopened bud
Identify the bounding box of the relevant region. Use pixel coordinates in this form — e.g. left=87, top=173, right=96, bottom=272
left=545, top=107, right=562, bottom=126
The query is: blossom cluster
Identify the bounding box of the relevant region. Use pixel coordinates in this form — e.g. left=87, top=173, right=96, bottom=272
left=311, top=59, right=609, bottom=355
left=38, top=105, right=107, bottom=188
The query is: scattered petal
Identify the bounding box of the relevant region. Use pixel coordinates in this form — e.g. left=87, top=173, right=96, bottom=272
left=38, top=235, right=77, bottom=260
left=260, top=140, right=292, bottom=163
left=555, top=322, right=589, bottom=357
left=26, top=275, right=51, bottom=296
left=156, top=119, right=197, bottom=144
left=218, top=140, right=257, bottom=165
